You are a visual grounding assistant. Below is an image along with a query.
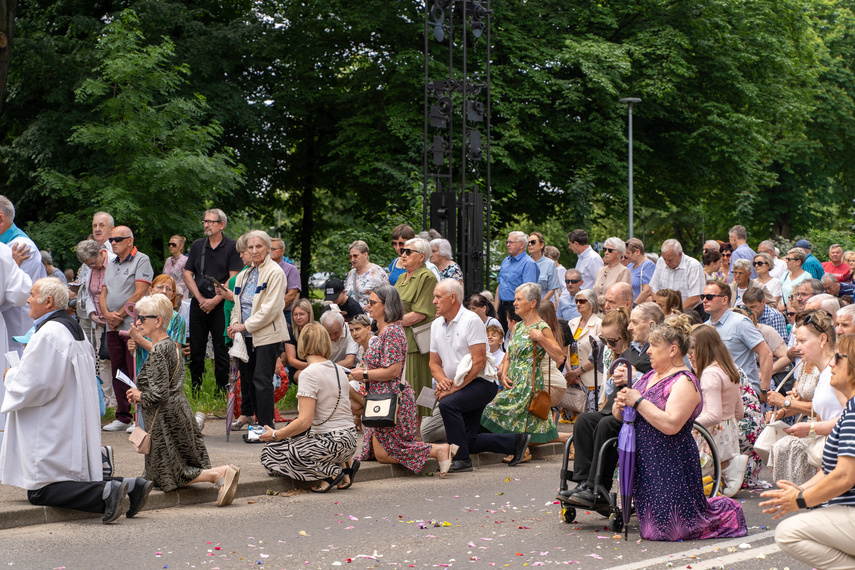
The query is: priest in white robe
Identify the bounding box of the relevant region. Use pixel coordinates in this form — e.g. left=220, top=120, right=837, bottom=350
left=1, top=277, right=152, bottom=523
left=0, top=241, right=32, bottom=447
left=0, top=196, right=47, bottom=354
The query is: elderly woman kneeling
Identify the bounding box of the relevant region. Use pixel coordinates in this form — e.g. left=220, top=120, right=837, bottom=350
left=126, top=295, right=239, bottom=507
left=259, top=323, right=359, bottom=492
left=614, top=314, right=746, bottom=540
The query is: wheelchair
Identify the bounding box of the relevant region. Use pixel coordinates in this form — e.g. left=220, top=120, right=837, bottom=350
left=556, top=421, right=721, bottom=532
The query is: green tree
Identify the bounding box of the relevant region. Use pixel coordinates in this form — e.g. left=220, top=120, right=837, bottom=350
left=30, top=9, right=243, bottom=265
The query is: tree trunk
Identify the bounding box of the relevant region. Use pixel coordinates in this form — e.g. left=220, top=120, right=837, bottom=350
left=0, top=0, right=17, bottom=116
left=299, top=135, right=314, bottom=297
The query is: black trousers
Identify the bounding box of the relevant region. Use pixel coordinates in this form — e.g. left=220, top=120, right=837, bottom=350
left=438, top=377, right=515, bottom=460
left=237, top=336, right=279, bottom=427
left=188, top=298, right=230, bottom=392
left=572, top=410, right=622, bottom=490
left=27, top=477, right=124, bottom=514
left=496, top=300, right=516, bottom=334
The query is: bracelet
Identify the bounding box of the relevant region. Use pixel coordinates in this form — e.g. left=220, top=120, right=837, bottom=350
left=633, top=397, right=644, bottom=410
left=273, top=429, right=280, bottom=441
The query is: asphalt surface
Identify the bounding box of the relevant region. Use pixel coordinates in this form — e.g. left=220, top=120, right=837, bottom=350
left=0, top=444, right=811, bottom=570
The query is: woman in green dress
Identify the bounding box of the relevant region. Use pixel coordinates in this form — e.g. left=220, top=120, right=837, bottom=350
left=481, top=282, right=562, bottom=443
left=394, top=237, right=437, bottom=418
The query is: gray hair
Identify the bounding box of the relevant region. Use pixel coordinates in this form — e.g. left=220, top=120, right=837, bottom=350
left=515, top=282, right=542, bottom=305
left=703, top=240, right=720, bottom=252
left=319, top=309, right=345, bottom=328
left=40, top=250, right=53, bottom=266
left=604, top=237, right=626, bottom=255
left=404, top=237, right=431, bottom=259
left=758, top=240, right=776, bottom=254
left=271, top=237, right=285, bottom=249
left=349, top=240, right=369, bottom=254
left=800, top=278, right=825, bottom=295
left=436, top=278, right=464, bottom=302
left=566, top=268, right=581, bottom=280
left=205, top=208, right=227, bottom=225
left=806, top=293, right=843, bottom=314
left=135, top=294, right=173, bottom=331
left=0, top=195, right=14, bottom=221
left=507, top=231, right=528, bottom=245
left=787, top=248, right=806, bottom=263
left=34, top=277, right=68, bottom=308
left=837, top=303, right=855, bottom=322
left=373, top=284, right=405, bottom=322
left=729, top=225, right=747, bottom=240
left=830, top=243, right=843, bottom=253
left=430, top=238, right=454, bottom=261
left=661, top=239, right=683, bottom=255
left=544, top=245, right=561, bottom=261
left=418, top=229, right=442, bottom=241
left=244, top=230, right=272, bottom=250
left=235, top=233, right=250, bottom=253
left=821, top=273, right=839, bottom=285
left=635, top=301, right=665, bottom=324
left=576, top=288, right=600, bottom=313
left=76, top=239, right=101, bottom=263
left=732, top=258, right=752, bottom=273
left=92, top=212, right=114, bottom=226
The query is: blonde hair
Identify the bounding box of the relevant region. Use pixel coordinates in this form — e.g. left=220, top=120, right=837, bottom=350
left=297, top=322, right=332, bottom=360
left=648, top=313, right=693, bottom=356
left=291, top=298, right=315, bottom=342
left=135, top=294, right=173, bottom=331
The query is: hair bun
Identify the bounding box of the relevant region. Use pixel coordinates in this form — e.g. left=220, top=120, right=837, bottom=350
left=665, top=313, right=693, bottom=335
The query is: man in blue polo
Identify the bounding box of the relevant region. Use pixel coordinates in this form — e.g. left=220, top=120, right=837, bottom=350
left=494, top=231, right=539, bottom=332
left=795, top=239, right=825, bottom=280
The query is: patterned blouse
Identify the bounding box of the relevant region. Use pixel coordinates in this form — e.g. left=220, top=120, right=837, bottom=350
left=163, top=254, right=188, bottom=296
left=345, top=263, right=389, bottom=310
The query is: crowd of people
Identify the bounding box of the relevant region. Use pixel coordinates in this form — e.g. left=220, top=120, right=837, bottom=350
left=1, top=196, right=854, bottom=567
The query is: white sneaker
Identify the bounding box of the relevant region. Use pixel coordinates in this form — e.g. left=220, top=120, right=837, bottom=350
left=195, top=412, right=206, bottom=432
left=125, top=422, right=137, bottom=434
left=102, top=419, right=132, bottom=432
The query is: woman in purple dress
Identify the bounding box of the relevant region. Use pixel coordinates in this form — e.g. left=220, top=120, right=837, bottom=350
left=615, top=314, right=747, bottom=541
left=350, top=285, right=455, bottom=476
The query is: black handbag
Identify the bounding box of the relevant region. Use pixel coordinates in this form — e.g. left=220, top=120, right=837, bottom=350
left=361, top=383, right=403, bottom=428
left=98, top=329, right=110, bottom=360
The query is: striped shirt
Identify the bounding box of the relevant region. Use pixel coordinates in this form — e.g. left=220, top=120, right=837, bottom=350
left=823, top=396, right=855, bottom=507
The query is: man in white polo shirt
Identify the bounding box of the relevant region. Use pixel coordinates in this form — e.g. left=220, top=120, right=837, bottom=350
left=430, top=279, right=531, bottom=473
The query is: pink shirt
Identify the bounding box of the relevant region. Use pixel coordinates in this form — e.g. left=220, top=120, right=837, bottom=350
left=88, top=258, right=109, bottom=324
left=696, top=363, right=744, bottom=429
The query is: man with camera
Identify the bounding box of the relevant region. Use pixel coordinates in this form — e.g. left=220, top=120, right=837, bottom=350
left=183, top=209, right=243, bottom=395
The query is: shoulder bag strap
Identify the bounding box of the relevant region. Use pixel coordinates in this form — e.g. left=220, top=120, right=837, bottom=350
left=313, top=362, right=343, bottom=427
left=532, top=337, right=540, bottom=395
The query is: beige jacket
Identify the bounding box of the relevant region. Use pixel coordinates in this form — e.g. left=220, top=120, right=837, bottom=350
left=230, top=256, right=290, bottom=346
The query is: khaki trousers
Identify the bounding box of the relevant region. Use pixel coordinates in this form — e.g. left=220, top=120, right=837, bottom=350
left=775, top=505, right=855, bottom=570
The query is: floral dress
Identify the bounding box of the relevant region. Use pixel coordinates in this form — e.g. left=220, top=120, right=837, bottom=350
left=735, top=367, right=766, bottom=488
left=480, top=320, right=558, bottom=443
left=439, top=262, right=463, bottom=283
left=345, top=263, right=389, bottom=311
left=357, top=322, right=432, bottom=473
left=769, top=364, right=821, bottom=486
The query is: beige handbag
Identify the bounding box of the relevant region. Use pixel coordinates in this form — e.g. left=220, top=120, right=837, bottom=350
left=805, top=405, right=826, bottom=468
left=412, top=320, right=433, bottom=354
left=542, top=356, right=565, bottom=407
left=128, top=349, right=181, bottom=454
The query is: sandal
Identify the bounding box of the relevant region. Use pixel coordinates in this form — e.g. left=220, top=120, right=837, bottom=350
left=438, top=444, right=459, bottom=479
left=231, top=416, right=252, bottom=430
left=337, top=459, right=361, bottom=490
left=311, top=471, right=347, bottom=493
left=502, top=448, right=532, bottom=464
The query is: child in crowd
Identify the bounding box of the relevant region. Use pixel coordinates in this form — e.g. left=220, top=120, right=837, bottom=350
left=486, top=323, right=505, bottom=368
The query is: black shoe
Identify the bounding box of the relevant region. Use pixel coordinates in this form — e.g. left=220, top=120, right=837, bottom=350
left=126, top=478, right=153, bottom=518
left=102, top=480, right=128, bottom=524
left=556, top=482, right=589, bottom=502
left=508, top=434, right=532, bottom=466
left=448, top=459, right=473, bottom=473
left=564, top=487, right=610, bottom=509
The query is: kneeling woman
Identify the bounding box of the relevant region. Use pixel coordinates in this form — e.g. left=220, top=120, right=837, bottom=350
left=259, top=323, right=359, bottom=492
left=126, top=295, right=239, bottom=507
left=615, top=314, right=747, bottom=541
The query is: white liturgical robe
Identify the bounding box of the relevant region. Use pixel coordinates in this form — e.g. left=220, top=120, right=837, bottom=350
left=0, top=243, right=32, bottom=446
left=1, top=319, right=101, bottom=490
left=0, top=235, right=45, bottom=354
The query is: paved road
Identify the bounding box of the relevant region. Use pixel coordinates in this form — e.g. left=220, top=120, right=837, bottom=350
left=1, top=458, right=809, bottom=569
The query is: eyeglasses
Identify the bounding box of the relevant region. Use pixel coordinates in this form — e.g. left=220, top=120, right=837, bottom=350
left=272, top=246, right=284, bottom=251
left=786, top=312, right=797, bottom=317
left=752, top=261, right=766, bottom=266
left=598, top=335, right=621, bottom=347
left=565, top=278, right=581, bottom=284
left=137, top=315, right=159, bottom=323
left=700, top=294, right=726, bottom=301
left=367, top=299, right=383, bottom=306
left=168, top=243, right=178, bottom=248
left=400, top=248, right=416, bottom=256
left=391, top=240, right=407, bottom=246
left=152, top=285, right=174, bottom=293
left=108, top=236, right=131, bottom=243
left=603, top=247, right=617, bottom=254
left=202, top=219, right=221, bottom=225
left=575, top=298, right=588, bottom=305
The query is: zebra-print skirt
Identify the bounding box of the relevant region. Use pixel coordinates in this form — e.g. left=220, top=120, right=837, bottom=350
left=260, top=428, right=357, bottom=481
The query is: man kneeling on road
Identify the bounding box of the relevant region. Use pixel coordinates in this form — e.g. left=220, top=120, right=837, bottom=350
left=430, top=279, right=530, bottom=473
left=0, top=277, right=153, bottom=523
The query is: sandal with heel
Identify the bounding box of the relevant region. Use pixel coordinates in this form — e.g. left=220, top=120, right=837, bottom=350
left=311, top=471, right=347, bottom=493
left=337, top=459, right=361, bottom=490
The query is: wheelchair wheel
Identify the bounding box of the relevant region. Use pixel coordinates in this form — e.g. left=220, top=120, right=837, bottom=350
left=692, top=422, right=721, bottom=497
left=608, top=513, right=624, bottom=533
left=560, top=505, right=576, bottom=524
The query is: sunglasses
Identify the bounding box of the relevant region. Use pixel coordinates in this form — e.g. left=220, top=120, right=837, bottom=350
left=721, top=253, right=731, bottom=258
left=168, top=242, right=178, bottom=247
left=785, top=257, right=798, bottom=262
left=599, top=335, right=621, bottom=348
left=801, top=313, right=827, bottom=335
left=786, top=312, right=797, bottom=317
left=603, top=247, right=618, bottom=254
left=752, top=261, right=766, bottom=266
left=529, top=240, right=539, bottom=246
left=565, top=278, right=582, bottom=284
left=350, top=315, right=371, bottom=326
left=575, top=298, right=588, bottom=305
left=400, top=248, right=420, bottom=256
left=137, top=315, right=159, bottom=322
left=108, top=236, right=131, bottom=243
left=700, top=293, right=726, bottom=301
left=834, top=353, right=849, bottom=364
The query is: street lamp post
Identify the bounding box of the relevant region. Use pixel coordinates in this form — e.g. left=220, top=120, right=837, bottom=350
left=619, top=98, right=641, bottom=239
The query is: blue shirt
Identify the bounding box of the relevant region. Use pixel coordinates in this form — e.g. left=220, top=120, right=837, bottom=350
left=836, top=281, right=855, bottom=299
left=627, top=259, right=655, bottom=299
left=534, top=255, right=560, bottom=297
left=823, top=396, right=855, bottom=507
left=556, top=292, right=580, bottom=321
left=706, top=309, right=766, bottom=390
left=803, top=254, right=825, bottom=280
left=497, top=252, right=539, bottom=302
left=729, top=243, right=757, bottom=280
left=758, top=304, right=788, bottom=341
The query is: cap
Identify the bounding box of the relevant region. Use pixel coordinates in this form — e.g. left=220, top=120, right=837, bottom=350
left=12, top=326, right=35, bottom=345
left=324, top=278, right=345, bottom=301
left=794, top=239, right=812, bottom=250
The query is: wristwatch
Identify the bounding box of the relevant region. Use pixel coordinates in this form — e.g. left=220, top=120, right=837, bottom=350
left=784, top=397, right=792, bottom=408
left=796, top=490, right=807, bottom=509
left=633, top=397, right=644, bottom=410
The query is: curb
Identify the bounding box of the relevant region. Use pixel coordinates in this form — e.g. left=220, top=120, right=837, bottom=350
left=0, top=442, right=565, bottom=530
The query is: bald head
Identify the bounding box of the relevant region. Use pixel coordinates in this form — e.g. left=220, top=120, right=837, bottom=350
left=604, top=282, right=633, bottom=313
left=110, top=226, right=134, bottom=258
